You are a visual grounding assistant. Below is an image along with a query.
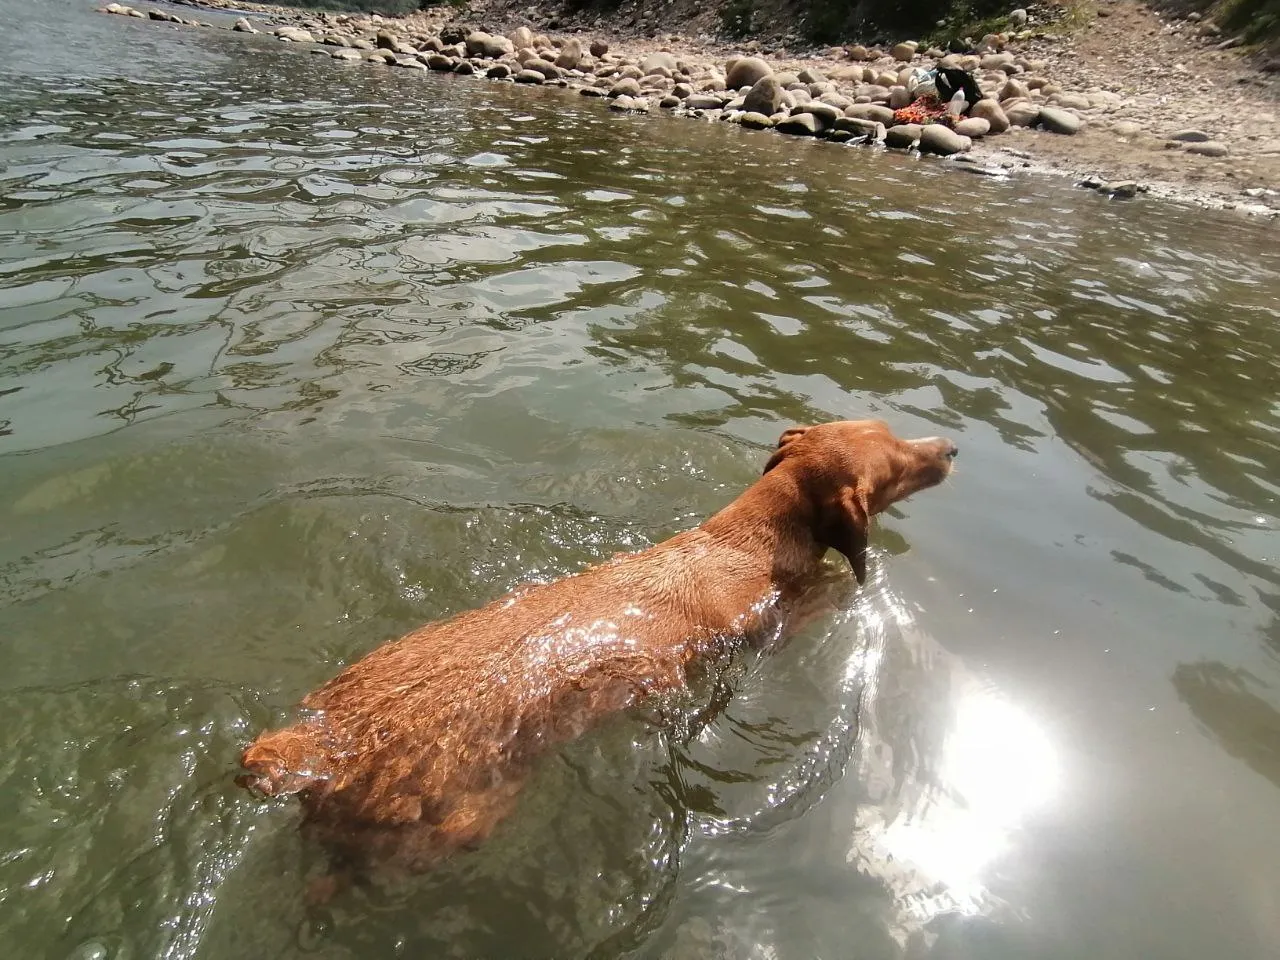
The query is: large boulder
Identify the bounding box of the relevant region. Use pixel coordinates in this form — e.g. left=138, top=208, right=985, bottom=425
left=742, top=75, right=784, bottom=114
left=507, top=26, right=534, bottom=49
left=640, top=51, right=679, bottom=75
left=970, top=98, right=1010, bottom=133
left=1004, top=99, right=1041, bottom=127
left=776, top=112, right=820, bottom=136
left=1038, top=106, right=1082, bottom=134
left=554, top=38, right=583, bottom=69
left=726, top=56, right=772, bottom=89
left=465, top=31, right=514, bottom=59
left=885, top=123, right=922, bottom=148
left=847, top=103, right=895, bottom=124
left=919, top=125, right=971, bottom=155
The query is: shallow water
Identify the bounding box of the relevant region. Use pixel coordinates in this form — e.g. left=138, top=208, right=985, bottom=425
left=2, top=2, right=1280, bottom=958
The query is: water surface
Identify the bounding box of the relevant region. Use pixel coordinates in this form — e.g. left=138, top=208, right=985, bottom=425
left=2, top=2, right=1280, bottom=959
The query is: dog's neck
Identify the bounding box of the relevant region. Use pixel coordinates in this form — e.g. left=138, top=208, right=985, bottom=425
left=698, top=467, right=826, bottom=584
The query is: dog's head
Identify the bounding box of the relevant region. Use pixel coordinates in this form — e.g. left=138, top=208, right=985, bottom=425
left=764, top=419, right=957, bottom=584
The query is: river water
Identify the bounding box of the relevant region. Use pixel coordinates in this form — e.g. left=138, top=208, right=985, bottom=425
left=2, top=2, right=1279, bottom=958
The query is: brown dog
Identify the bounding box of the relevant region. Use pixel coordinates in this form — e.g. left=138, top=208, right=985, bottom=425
left=238, top=420, right=956, bottom=878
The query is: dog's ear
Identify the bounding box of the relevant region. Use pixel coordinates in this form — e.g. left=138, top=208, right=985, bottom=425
left=820, top=485, right=871, bottom=585
left=763, top=425, right=810, bottom=474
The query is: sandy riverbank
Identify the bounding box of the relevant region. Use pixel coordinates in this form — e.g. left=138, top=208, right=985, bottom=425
left=101, top=0, right=1279, bottom=216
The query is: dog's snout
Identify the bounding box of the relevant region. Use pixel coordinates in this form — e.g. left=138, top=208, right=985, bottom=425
left=946, top=443, right=959, bottom=460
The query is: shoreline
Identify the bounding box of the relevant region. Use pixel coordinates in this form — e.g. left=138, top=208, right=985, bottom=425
left=101, top=0, right=1279, bottom=217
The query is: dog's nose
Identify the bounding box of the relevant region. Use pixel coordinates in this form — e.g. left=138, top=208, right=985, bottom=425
left=946, top=443, right=959, bottom=460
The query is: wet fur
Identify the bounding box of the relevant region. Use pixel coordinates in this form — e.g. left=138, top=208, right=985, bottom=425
left=238, top=420, right=956, bottom=880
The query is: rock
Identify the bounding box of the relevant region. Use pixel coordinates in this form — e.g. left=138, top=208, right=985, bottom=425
left=609, top=77, right=642, bottom=98
left=891, top=42, right=916, bottom=62
left=554, top=38, right=582, bottom=69
left=660, top=95, right=681, bottom=108
left=232, top=17, right=256, bottom=33
left=979, top=52, right=1015, bottom=71
left=726, top=56, right=772, bottom=89
left=740, top=111, right=775, bottom=129
left=834, top=117, right=885, bottom=140
left=514, top=69, right=545, bottom=84
left=685, top=94, right=724, bottom=110
left=376, top=30, right=397, bottom=50
left=465, top=31, right=514, bottom=59
left=590, top=39, right=608, bottom=57
left=847, top=103, right=896, bottom=125
left=426, top=54, right=455, bottom=71
left=1186, top=141, right=1229, bottom=157
left=999, top=79, right=1028, bottom=101
left=641, top=52, right=679, bottom=75
left=524, top=58, right=561, bottom=80
left=797, top=102, right=841, bottom=128
left=330, top=48, right=362, bottom=61
left=1169, top=129, right=1211, bottom=142
left=1051, top=93, right=1091, bottom=111
left=742, top=75, right=785, bottom=114
left=970, top=99, right=1010, bottom=133
left=1038, top=106, right=1082, bottom=134
left=1009, top=8, right=1028, bottom=26
left=487, top=63, right=512, bottom=79
left=797, top=67, right=827, bottom=84
left=847, top=44, right=871, bottom=61
left=919, top=124, right=972, bottom=155
left=889, top=86, right=911, bottom=109
left=1112, top=121, right=1142, bottom=138
left=276, top=27, right=316, bottom=43
left=954, top=117, right=990, bottom=138
left=673, top=82, right=693, bottom=98
left=610, top=95, right=648, bottom=112
left=322, top=34, right=349, bottom=47
left=507, top=26, right=534, bottom=49
left=1106, top=181, right=1140, bottom=198
left=776, top=113, right=820, bottom=136
left=885, top=123, right=922, bottom=148
left=875, top=72, right=899, bottom=88
left=1005, top=100, right=1040, bottom=126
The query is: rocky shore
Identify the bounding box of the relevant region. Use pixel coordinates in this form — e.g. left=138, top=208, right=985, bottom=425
left=100, top=0, right=1279, bottom=216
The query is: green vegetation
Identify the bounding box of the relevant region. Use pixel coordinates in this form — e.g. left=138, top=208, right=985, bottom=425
left=802, top=0, right=1010, bottom=42
left=1216, top=0, right=1280, bottom=46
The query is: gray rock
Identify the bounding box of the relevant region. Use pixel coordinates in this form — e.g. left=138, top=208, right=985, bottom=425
left=919, top=124, right=972, bottom=155
left=487, top=63, right=512, bottom=79
left=609, top=95, right=648, bottom=112
left=514, top=69, right=545, bottom=84
left=590, top=39, right=608, bottom=57
left=330, top=48, right=363, bottom=61
left=954, top=117, right=990, bottom=138
left=232, top=17, right=256, bottom=33
left=834, top=116, right=886, bottom=140
left=999, top=78, right=1028, bottom=101
left=685, top=94, right=724, bottom=110
left=1051, top=93, right=1091, bottom=111
left=426, top=53, right=455, bottom=71
left=453, top=59, right=475, bottom=75
left=1009, top=8, right=1028, bottom=26
left=1106, top=181, right=1140, bottom=198
left=776, top=112, right=820, bottom=136
left=846, top=103, right=896, bottom=125
left=554, top=38, right=583, bottom=69
left=641, top=51, right=679, bottom=75
left=1038, top=106, right=1082, bottom=134
left=507, top=26, right=534, bottom=49
left=740, top=112, right=775, bottom=129
left=797, top=66, right=827, bottom=83
left=726, top=56, right=772, bottom=89
left=742, top=75, right=785, bottom=114
left=660, top=95, right=681, bottom=108
left=797, top=102, right=841, bottom=128
left=465, top=32, right=512, bottom=58
left=980, top=52, right=1015, bottom=71
left=524, top=58, right=561, bottom=80
left=889, top=86, right=911, bottom=109
left=1112, top=120, right=1142, bottom=138
left=1169, top=129, right=1211, bottom=142
left=579, top=85, right=607, bottom=96
left=891, top=42, right=916, bottom=62
left=609, top=77, right=642, bottom=98
left=1005, top=100, right=1041, bottom=127
left=885, top=123, right=922, bottom=148
left=1185, top=141, right=1229, bottom=157
left=970, top=99, right=1010, bottom=133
